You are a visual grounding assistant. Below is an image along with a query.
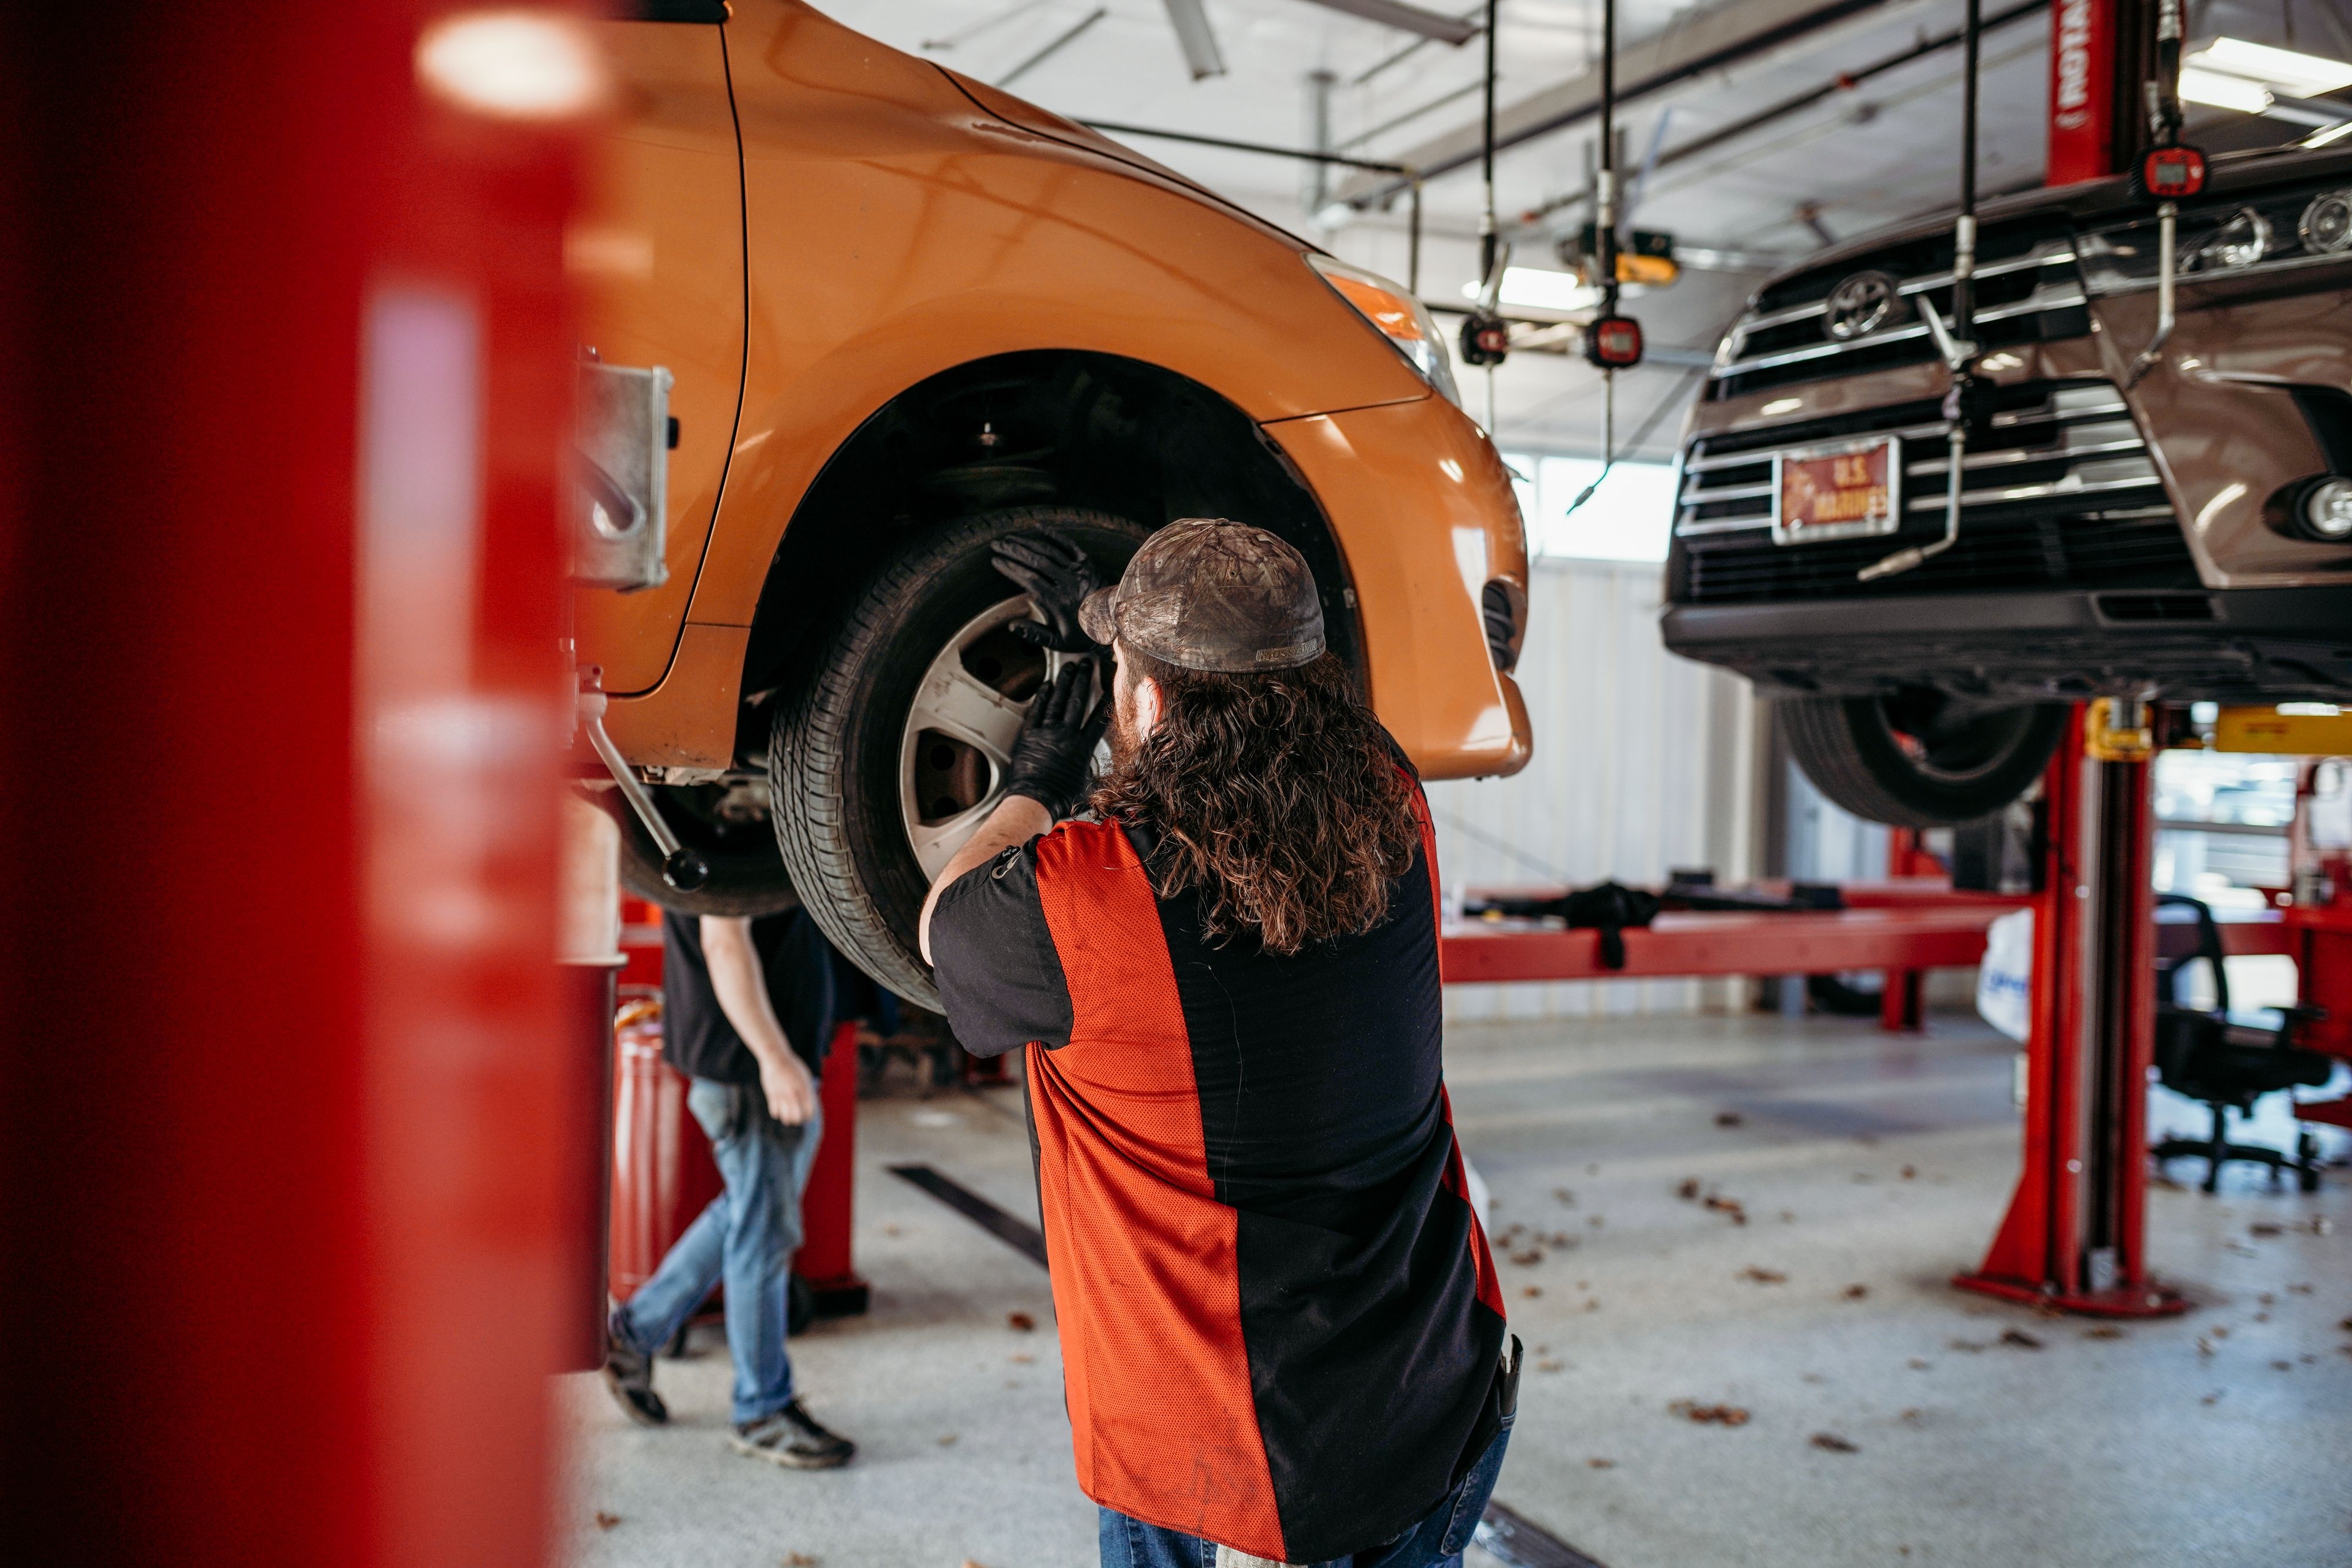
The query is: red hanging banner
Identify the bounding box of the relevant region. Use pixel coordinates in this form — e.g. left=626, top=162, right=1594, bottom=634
left=2049, top=0, right=2118, bottom=185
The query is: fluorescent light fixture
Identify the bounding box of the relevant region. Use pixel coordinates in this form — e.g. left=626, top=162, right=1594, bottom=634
left=2187, top=37, right=2352, bottom=100
left=1161, top=0, right=1227, bottom=81
left=2179, top=65, right=2273, bottom=114
left=1461, top=266, right=1604, bottom=313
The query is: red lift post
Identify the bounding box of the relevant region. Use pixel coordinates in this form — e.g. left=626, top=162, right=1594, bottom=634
left=5, top=5, right=587, bottom=1564
left=1955, top=708, right=2186, bottom=1315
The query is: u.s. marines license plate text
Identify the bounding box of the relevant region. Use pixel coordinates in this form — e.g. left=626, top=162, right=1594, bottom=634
left=1771, top=437, right=1900, bottom=545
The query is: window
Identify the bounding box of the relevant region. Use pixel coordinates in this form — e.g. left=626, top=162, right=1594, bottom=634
left=1501, top=452, right=1678, bottom=563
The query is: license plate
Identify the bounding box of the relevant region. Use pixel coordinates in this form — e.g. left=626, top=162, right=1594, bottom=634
left=1772, top=436, right=1901, bottom=545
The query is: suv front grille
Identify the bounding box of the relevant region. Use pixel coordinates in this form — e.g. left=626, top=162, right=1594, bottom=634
left=1672, top=382, right=2198, bottom=604
left=1709, top=224, right=2090, bottom=400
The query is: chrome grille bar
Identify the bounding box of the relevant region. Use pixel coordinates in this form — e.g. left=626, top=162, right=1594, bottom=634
left=1675, top=386, right=2160, bottom=540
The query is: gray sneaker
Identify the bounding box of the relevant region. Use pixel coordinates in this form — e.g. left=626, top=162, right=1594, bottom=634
left=602, top=1312, right=668, bottom=1427
left=730, top=1398, right=855, bottom=1470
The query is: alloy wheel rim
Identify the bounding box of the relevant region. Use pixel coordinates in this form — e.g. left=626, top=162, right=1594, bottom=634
left=898, top=595, right=1090, bottom=880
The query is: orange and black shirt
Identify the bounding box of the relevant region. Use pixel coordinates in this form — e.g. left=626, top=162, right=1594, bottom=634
left=928, top=770, right=1508, bottom=1563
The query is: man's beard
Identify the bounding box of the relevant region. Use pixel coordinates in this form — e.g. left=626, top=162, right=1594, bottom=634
left=1106, top=682, right=1144, bottom=770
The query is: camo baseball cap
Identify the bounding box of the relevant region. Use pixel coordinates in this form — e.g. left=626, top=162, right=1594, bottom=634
left=1078, top=518, right=1326, bottom=673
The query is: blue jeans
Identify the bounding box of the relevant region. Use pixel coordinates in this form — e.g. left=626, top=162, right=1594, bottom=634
left=1097, top=1407, right=1514, bottom=1568
left=612, top=1077, right=821, bottom=1426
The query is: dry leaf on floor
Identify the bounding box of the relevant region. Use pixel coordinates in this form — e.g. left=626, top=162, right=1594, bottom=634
left=938, top=1435, right=958, bottom=1446
left=1522, top=1286, right=1542, bottom=1299
left=1899, top=1408, right=1922, bottom=1423
left=1704, top=1195, right=1748, bottom=1225
left=783, top=1554, right=819, bottom=1567
left=1536, top=1359, right=1563, bottom=1373
left=1586, top=1457, right=1615, bottom=1469
left=1900, top=1166, right=1916, bottom=1180
left=2084, top=1326, right=2124, bottom=1340
left=2200, top=1390, right=2223, bottom=1405
left=963, top=1560, right=992, bottom=1568
left=1007, top=1312, right=1036, bottom=1332
left=2271, top=1360, right=2293, bottom=1371
left=2249, top=1222, right=2283, bottom=1237
left=1843, top=1284, right=1869, bottom=1300
left=881, top=1225, right=900, bottom=1236
left=1553, top=1188, right=1577, bottom=1206
left=2287, top=1282, right=2311, bottom=1295
left=2210, top=1325, right=2231, bottom=1338
left=593, top=1513, right=622, bottom=1531
left=1676, top=1179, right=1701, bottom=1201
left=1589, top=1215, right=1606, bottom=1228
left=1715, top=1112, right=1743, bottom=1127
left=1739, top=1266, right=1788, bottom=1285
left=1907, top=1359, right=1931, bottom=1370
left=1809, top=1433, right=1858, bottom=1453
left=1669, top=1401, right=1750, bottom=1426
left=1511, top=1250, right=1544, bottom=1266
left=1947, top=1339, right=1987, bottom=1353
left=2000, top=1329, right=2044, bottom=1350
left=1008, top=1353, right=1035, bottom=1364
left=1585, top=1299, right=1602, bottom=1312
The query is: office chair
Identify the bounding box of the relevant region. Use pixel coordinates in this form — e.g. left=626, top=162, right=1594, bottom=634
left=2149, top=893, right=2333, bottom=1193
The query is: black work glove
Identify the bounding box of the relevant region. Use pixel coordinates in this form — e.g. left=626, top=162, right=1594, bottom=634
left=1001, top=661, right=1109, bottom=820
left=992, top=531, right=1105, bottom=654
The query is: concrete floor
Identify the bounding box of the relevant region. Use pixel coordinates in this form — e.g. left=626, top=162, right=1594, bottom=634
left=559, top=1011, right=2352, bottom=1568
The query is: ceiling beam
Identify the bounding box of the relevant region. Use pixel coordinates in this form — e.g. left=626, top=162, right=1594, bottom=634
left=1335, top=0, right=1907, bottom=203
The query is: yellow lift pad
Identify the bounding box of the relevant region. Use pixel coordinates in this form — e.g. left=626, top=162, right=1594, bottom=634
left=2213, top=706, right=2352, bottom=755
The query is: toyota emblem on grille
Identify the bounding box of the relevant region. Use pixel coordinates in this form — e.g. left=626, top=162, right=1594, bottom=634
left=1823, top=270, right=1900, bottom=341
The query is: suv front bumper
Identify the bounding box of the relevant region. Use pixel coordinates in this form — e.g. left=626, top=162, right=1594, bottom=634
left=1664, top=584, right=2352, bottom=703
left=1265, top=396, right=1533, bottom=780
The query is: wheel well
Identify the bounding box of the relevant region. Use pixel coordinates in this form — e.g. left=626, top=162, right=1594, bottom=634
left=734, top=351, right=1359, bottom=761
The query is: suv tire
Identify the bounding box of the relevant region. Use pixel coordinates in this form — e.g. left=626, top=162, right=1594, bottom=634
left=1782, top=694, right=2065, bottom=828
left=769, top=506, right=1150, bottom=1005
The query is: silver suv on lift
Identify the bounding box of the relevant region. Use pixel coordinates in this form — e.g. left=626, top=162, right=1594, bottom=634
left=1663, top=137, right=2352, bottom=826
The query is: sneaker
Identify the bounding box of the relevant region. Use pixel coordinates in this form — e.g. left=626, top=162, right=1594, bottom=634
left=602, top=1312, right=668, bottom=1427
left=730, top=1398, right=855, bottom=1470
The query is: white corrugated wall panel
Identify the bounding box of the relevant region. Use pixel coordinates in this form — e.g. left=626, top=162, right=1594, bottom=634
left=1424, top=558, right=1754, bottom=1022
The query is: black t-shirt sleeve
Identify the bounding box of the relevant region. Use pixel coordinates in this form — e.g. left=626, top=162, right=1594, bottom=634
left=930, top=839, right=1074, bottom=1057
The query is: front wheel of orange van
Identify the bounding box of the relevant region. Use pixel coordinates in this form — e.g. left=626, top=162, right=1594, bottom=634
left=767, top=507, right=1151, bottom=1007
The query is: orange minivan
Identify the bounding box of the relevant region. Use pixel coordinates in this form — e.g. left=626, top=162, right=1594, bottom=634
left=572, top=0, right=1529, bottom=1001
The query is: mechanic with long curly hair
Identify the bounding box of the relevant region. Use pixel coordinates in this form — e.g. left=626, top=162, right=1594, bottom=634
left=920, top=520, right=1517, bottom=1568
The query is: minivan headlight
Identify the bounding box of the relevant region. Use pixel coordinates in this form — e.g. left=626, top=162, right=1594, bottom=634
left=1307, top=253, right=1461, bottom=407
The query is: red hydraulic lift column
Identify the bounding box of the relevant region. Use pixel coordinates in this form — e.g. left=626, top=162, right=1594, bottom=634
left=1878, top=830, right=1940, bottom=1031
left=1956, top=707, right=2186, bottom=1315
left=3, top=6, right=588, bottom=1567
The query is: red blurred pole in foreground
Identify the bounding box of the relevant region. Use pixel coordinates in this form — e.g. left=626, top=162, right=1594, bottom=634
left=2, top=6, right=586, bottom=1564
